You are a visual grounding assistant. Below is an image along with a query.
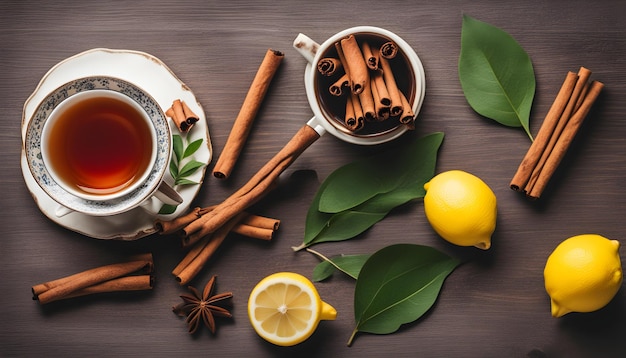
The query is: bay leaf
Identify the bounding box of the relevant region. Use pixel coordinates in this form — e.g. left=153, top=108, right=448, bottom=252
left=183, top=138, right=203, bottom=159
left=298, top=133, right=443, bottom=250
left=172, top=134, right=184, bottom=163
left=458, top=14, right=535, bottom=140
left=318, top=159, right=403, bottom=213
left=312, top=253, right=371, bottom=281
left=177, top=159, right=205, bottom=179
left=348, top=244, right=459, bottom=346
left=319, top=133, right=443, bottom=213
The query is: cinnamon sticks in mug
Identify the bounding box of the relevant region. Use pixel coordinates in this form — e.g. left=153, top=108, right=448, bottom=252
left=510, top=67, right=604, bottom=199
left=317, top=35, right=415, bottom=132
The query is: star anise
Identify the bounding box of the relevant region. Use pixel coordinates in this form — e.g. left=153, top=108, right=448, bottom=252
left=172, top=275, right=233, bottom=334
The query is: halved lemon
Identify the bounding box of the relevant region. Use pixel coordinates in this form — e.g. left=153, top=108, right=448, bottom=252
left=247, top=272, right=337, bottom=346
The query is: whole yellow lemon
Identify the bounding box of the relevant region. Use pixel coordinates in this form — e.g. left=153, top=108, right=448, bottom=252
left=544, top=234, right=623, bottom=317
left=423, top=170, right=496, bottom=249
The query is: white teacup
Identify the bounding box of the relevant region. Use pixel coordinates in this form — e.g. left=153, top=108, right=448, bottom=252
left=293, top=26, right=426, bottom=145
left=25, top=76, right=182, bottom=217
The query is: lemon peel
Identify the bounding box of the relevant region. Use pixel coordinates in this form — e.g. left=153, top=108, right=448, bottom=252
left=423, top=170, right=497, bottom=249
left=247, top=272, right=336, bottom=346
left=544, top=234, right=623, bottom=317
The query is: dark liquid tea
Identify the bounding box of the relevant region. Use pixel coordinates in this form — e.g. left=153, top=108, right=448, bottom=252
left=315, top=32, right=415, bottom=136
left=46, top=95, right=153, bottom=196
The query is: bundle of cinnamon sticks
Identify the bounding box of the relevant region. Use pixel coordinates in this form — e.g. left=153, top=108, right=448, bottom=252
left=155, top=206, right=280, bottom=285
left=166, top=99, right=200, bottom=133
left=32, top=253, right=154, bottom=304
left=319, top=35, right=415, bottom=132
left=510, top=67, right=604, bottom=199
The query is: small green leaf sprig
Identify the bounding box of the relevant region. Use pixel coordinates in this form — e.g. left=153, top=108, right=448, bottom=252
left=158, top=134, right=205, bottom=215
left=170, top=134, right=204, bottom=186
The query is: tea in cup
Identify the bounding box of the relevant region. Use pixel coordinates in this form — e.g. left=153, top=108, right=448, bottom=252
left=41, top=90, right=155, bottom=200
left=25, top=76, right=181, bottom=217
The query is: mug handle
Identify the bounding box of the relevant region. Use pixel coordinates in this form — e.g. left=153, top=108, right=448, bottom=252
left=153, top=181, right=183, bottom=206
left=293, top=33, right=319, bottom=63
left=138, top=180, right=184, bottom=215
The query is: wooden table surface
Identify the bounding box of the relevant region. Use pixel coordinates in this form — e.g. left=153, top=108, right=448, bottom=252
left=2, top=0, right=626, bottom=356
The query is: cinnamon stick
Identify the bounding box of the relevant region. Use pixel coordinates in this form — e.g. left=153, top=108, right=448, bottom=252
left=361, top=42, right=379, bottom=70
left=510, top=67, right=603, bottom=199
left=339, top=35, right=369, bottom=95
left=212, top=49, right=284, bottom=180
left=345, top=93, right=356, bottom=129
left=510, top=71, right=578, bottom=191
left=317, top=57, right=342, bottom=76
left=335, top=42, right=352, bottom=90
left=526, top=80, right=603, bottom=199
left=348, top=91, right=365, bottom=131
left=371, top=70, right=391, bottom=107
left=174, top=213, right=246, bottom=285
left=155, top=206, right=280, bottom=241
left=371, top=77, right=389, bottom=121
left=524, top=67, right=592, bottom=193
left=32, top=253, right=153, bottom=304
left=183, top=125, right=320, bottom=242
left=155, top=207, right=204, bottom=234
left=399, top=91, right=415, bottom=125
left=237, top=211, right=280, bottom=230
left=329, top=73, right=350, bottom=96
left=344, top=94, right=364, bottom=132
left=379, top=56, right=403, bottom=116
left=165, top=100, right=189, bottom=132
left=380, top=41, right=398, bottom=59
left=233, top=224, right=274, bottom=241
left=62, top=275, right=153, bottom=301
left=181, top=100, right=200, bottom=128
left=358, top=80, right=376, bottom=122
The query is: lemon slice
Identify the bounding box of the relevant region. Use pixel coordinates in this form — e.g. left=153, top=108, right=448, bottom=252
left=248, top=272, right=337, bottom=346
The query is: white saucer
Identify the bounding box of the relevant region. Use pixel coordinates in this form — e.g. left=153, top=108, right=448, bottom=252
left=20, top=48, right=212, bottom=240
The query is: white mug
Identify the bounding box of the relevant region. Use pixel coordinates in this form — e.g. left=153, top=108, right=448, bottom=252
left=293, top=26, right=426, bottom=145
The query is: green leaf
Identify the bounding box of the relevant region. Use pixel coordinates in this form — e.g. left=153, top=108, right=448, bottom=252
left=172, top=134, right=184, bottom=163
left=169, top=158, right=178, bottom=178
left=319, top=132, right=443, bottom=213
left=305, top=210, right=386, bottom=247
left=348, top=244, right=460, bottom=346
left=158, top=204, right=178, bottom=215
left=178, top=160, right=205, bottom=178
left=300, top=133, right=443, bottom=249
left=458, top=14, right=535, bottom=140
left=312, top=254, right=371, bottom=281
left=183, top=138, right=203, bottom=159
left=175, top=178, right=199, bottom=186
left=318, top=160, right=398, bottom=213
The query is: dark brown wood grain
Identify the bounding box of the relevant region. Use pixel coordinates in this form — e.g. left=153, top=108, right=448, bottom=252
left=2, top=0, right=626, bottom=356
